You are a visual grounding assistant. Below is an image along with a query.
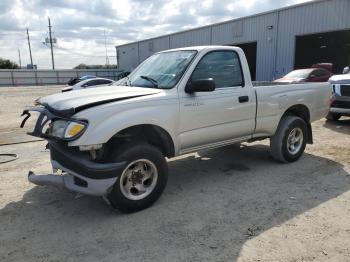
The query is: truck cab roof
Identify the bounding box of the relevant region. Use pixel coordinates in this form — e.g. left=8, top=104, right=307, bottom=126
left=159, top=45, right=242, bottom=53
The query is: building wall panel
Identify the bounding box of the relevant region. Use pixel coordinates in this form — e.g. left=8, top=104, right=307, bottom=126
left=117, top=43, right=139, bottom=71
left=116, top=0, right=350, bottom=80
left=170, top=27, right=211, bottom=48
left=138, top=36, right=170, bottom=62
left=275, top=0, right=350, bottom=78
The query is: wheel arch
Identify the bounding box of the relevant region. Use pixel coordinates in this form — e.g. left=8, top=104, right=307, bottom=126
left=107, top=124, right=176, bottom=158
left=280, top=104, right=313, bottom=144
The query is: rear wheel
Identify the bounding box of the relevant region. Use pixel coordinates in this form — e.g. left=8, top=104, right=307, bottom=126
left=270, top=116, right=307, bottom=163
left=326, top=112, right=341, bottom=121
left=108, top=143, right=168, bottom=213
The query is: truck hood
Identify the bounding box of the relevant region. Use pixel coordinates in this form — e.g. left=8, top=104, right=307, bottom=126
left=38, top=86, right=162, bottom=116
left=329, top=74, right=350, bottom=84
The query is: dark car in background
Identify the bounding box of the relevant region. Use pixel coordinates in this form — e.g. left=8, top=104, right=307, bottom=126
left=67, top=72, right=130, bottom=86
left=62, top=77, right=114, bottom=92
left=274, top=68, right=332, bottom=84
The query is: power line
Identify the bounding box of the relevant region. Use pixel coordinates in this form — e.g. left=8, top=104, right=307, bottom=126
left=55, top=46, right=114, bottom=58
left=2, top=26, right=117, bottom=66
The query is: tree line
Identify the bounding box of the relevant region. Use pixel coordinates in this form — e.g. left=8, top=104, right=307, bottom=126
left=73, top=64, right=117, bottom=69
left=0, top=58, right=20, bottom=69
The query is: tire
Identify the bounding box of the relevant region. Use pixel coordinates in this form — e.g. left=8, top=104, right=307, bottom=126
left=108, top=143, right=168, bottom=213
left=270, top=116, right=307, bottom=163
left=326, top=112, right=341, bottom=121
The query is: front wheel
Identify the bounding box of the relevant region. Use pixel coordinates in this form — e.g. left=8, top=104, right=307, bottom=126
left=108, top=144, right=168, bottom=213
left=270, top=116, right=307, bottom=163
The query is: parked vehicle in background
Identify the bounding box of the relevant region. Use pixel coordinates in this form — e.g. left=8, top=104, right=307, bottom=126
left=62, top=78, right=114, bottom=92
left=311, top=63, right=333, bottom=73
left=326, top=67, right=350, bottom=121
left=22, top=46, right=331, bottom=213
left=274, top=68, right=332, bottom=84
left=67, top=75, right=96, bottom=86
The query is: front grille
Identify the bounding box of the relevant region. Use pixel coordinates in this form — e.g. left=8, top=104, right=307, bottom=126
left=331, top=100, right=350, bottom=109
left=340, top=85, right=350, bottom=96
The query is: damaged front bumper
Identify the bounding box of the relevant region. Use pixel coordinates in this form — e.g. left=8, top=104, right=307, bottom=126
left=38, top=141, right=125, bottom=196
left=21, top=107, right=126, bottom=196
left=28, top=141, right=126, bottom=196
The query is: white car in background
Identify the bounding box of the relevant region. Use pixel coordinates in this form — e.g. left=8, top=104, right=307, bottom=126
left=62, top=78, right=114, bottom=92
left=326, top=67, right=350, bottom=120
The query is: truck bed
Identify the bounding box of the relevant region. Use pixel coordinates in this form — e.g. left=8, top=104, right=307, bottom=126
left=252, top=81, right=331, bottom=139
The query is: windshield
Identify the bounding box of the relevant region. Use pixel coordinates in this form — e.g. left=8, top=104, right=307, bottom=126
left=284, top=69, right=313, bottom=79
left=115, top=50, right=197, bottom=89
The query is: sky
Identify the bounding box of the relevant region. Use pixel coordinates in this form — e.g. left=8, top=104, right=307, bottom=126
left=0, top=0, right=313, bottom=69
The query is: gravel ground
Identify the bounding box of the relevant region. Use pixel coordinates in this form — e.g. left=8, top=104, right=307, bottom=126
left=0, top=86, right=350, bottom=262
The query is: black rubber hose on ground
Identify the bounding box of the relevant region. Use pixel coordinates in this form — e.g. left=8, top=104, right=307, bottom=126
left=0, top=153, right=18, bottom=164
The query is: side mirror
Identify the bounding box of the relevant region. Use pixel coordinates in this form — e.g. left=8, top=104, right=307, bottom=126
left=310, top=74, right=316, bottom=78
left=185, top=78, right=216, bottom=93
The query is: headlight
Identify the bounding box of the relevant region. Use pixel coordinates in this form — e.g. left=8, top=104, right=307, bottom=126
left=50, top=119, right=87, bottom=140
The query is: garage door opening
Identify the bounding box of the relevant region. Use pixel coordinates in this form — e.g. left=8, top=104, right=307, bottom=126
left=295, top=29, right=350, bottom=74
left=232, top=42, right=257, bottom=81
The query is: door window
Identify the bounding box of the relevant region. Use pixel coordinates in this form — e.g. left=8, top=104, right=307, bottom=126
left=190, top=51, right=244, bottom=88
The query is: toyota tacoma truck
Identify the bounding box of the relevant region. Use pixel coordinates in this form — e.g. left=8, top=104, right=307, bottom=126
left=21, top=46, right=331, bottom=213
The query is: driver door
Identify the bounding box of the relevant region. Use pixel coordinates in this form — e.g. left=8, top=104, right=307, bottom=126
left=178, top=50, right=256, bottom=152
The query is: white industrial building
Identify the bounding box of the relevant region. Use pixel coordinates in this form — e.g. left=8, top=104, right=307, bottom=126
left=115, top=0, right=350, bottom=81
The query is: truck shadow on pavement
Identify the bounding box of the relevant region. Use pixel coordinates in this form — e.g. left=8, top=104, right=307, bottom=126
left=1, top=144, right=350, bottom=261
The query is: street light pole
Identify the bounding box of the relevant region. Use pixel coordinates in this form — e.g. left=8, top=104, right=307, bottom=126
left=26, top=28, right=33, bottom=67
left=48, top=17, right=55, bottom=70
left=18, top=48, right=22, bottom=68
left=104, top=30, right=109, bottom=66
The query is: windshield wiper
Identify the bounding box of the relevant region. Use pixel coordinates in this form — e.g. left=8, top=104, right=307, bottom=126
left=140, top=75, right=158, bottom=88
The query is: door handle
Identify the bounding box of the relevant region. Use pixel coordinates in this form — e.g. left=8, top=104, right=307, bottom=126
left=238, top=96, right=249, bottom=103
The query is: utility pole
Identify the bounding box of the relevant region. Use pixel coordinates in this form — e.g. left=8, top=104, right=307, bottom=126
left=48, top=17, right=55, bottom=70
left=26, top=28, right=33, bottom=67
left=18, top=48, right=22, bottom=68
left=104, top=30, right=109, bottom=65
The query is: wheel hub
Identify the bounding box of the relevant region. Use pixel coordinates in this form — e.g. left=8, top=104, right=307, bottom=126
left=119, top=159, right=158, bottom=201
left=130, top=171, right=143, bottom=184
left=287, top=127, right=304, bottom=155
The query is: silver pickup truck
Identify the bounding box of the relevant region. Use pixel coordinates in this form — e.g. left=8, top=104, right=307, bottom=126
left=21, top=46, right=331, bottom=213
